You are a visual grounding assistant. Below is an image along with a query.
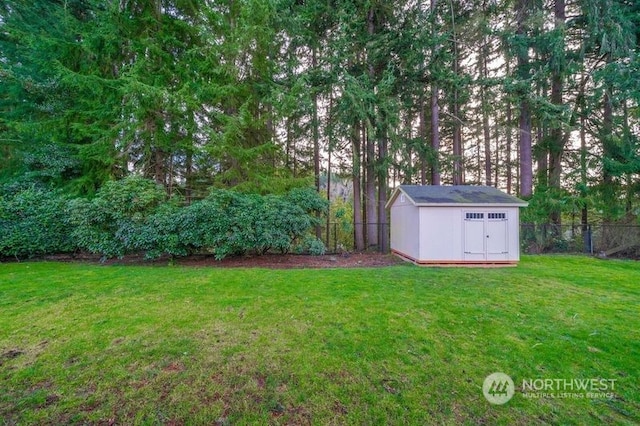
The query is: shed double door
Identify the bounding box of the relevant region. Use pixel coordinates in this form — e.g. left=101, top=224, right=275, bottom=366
left=463, top=212, right=508, bottom=261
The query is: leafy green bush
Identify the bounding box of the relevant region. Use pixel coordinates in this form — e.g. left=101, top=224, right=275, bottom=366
left=70, top=176, right=167, bottom=258
left=137, top=187, right=328, bottom=260
left=145, top=187, right=328, bottom=260
left=293, top=235, right=326, bottom=256
left=0, top=184, right=75, bottom=258
left=2, top=177, right=328, bottom=260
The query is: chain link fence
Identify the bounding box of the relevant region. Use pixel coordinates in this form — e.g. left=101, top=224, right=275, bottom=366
left=317, top=222, right=390, bottom=254
left=319, top=222, right=640, bottom=259
left=520, top=223, right=640, bottom=258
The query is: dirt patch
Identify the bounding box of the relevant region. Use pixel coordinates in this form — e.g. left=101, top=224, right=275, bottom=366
left=1, top=349, right=24, bottom=360
left=182, top=253, right=403, bottom=269
left=33, top=252, right=404, bottom=269
left=39, top=394, right=60, bottom=408
left=163, top=362, right=185, bottom=373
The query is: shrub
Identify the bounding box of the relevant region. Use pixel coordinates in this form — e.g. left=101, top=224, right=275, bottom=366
left=70, top=176, right=166, bottom=258
left=176, top=188, right=328, bottom=260
left=0, top=184, right=75, bottom=258
left=2, top=178, right=328, bottom=261
left=292, top=236, right=327, bottom=256
left=142, top=189, right=326, bottom=260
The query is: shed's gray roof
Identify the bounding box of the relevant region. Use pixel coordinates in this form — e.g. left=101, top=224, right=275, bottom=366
left=393, top=185, right=527, bottom=206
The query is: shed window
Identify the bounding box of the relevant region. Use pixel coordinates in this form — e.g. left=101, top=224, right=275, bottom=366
left=488, top=213, right=506, bottom=220
left=465, top=212, right=484, bottom=220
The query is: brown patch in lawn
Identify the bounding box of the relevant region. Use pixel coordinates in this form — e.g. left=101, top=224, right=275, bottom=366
left=38, top=252, right=404, bottom=269
left=0, top=349, right=24, bottom=365
left=255, top=373, right=267, bottom=389
left=38, top=393, right=60, bottom=408
left=176, top=253, right=403, bottom=269
left=333, top=400, right=348, bottom=415
left=163, top=362, right=185, bottom=373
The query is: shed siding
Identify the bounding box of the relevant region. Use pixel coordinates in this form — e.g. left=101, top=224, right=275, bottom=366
left=508, top=208, right=521, bottom=261
left=390, top=196, right=420, bottom=260
left=419, top=207, right=462, bottom=261
left=388, top=186, right=526, bottom=265
left=416, top=206, right=521, bottom=262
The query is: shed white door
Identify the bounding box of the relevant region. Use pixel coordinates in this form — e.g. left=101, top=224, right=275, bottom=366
left=463, top=212, right=508, bottom=260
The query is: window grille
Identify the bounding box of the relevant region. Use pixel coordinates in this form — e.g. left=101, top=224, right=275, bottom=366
left=465, top=212, right=484, bottom=220
left=488, top=213, right=506, bottom=219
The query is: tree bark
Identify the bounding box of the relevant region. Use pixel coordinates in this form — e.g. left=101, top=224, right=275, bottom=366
left=365, top=127, right=378, bottom=249
left=506, top=73, right=513, bottom=194
left=480, top=45, right=491, bottom=186
left=430, top=0, right=441, bottom=185
left=548, top=0, right=565, bottom=225
left=365, top=6, right=378, bottom=249
left=451, top=6, right=462, bottom=185
left=515, top=0, right=533, bottom=197
left=312, top=47, right=321, bottom=239
left=419, top=93, right=427, bottom=185
left=352, top=121, right=365, bottom=251
left=579, top=72, right=588, bottom=230
left=378, top=113, right=389, bottom=253
left=602, top=91, right=614, bottom=223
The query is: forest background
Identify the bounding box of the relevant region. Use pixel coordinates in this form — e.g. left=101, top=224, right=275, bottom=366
left=1, top=0, right=638, bottom=255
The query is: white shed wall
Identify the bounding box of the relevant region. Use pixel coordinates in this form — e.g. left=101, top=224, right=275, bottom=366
left=507, top=208, right=521, bottom=261
left=389, top=195, right=420, bottom=260
left=417, top=206, right=521, bottom=262
left=418, top=207, right=462, bottom=261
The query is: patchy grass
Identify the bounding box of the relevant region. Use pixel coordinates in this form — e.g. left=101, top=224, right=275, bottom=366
left=1, top=256, right=638, bottom=424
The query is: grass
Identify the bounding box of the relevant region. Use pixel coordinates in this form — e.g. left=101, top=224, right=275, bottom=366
left=0, top=255, right=638, bottom=425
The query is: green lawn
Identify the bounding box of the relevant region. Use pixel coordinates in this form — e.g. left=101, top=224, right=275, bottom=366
left=1, top=256, right=638, bottom=425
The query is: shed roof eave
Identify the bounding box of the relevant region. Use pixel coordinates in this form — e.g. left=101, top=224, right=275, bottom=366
left=385, top=187, right=414, bottom=209
left=413, top=202, right=528, bottom=208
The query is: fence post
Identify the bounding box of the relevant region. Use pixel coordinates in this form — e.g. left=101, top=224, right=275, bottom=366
left=584, top=224, right=592, bottom=254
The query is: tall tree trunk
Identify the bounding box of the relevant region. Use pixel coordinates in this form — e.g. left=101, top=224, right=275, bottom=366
left=536, top=107, right=548, bottom=188
left=312, top=47, right=321, bottom=239
left=378, top=113, right=389, bottom=253
left=480, top=48, right=491, bottom=186
left=548, top=0, right=565, bottom=225
left=518, top=100, right=533, bottom=197
left=185, top=146, right=193, bottom=204
left=430, top=89, right=441, bottom=185
left=352, top=121, right=365, bottom=251
left=419, top=93, right=427, bottom=185
left=405, top=109, right=414, bottom=183
left=506, top=75, right=513, bottom=194
left=285, top=117, right=292, bottom=173
left=623, top=100, right=633, bottom=217
left=450, top=5, right=462, bottom=185
left=579, top=72, right=588, bottom=230
left=365, top=128, right=378, bottom=249
left=602, top=91, right=614, bottom=223
left=494, top=123, right=500, bottom=187
left=452, top=102, right=463, bottom=185
left=365, top=6, right=378, bottom=249
left=480, top=0, right=492, bottom=187
left=430, top=0, right=441, bottom=185
left=476, top=137, right=482, bottom=183
left=515, top=0, right=533, bottom=197
left=483, top=110, right=491, bottom=186
left=326, top=144, right=331, bottom=250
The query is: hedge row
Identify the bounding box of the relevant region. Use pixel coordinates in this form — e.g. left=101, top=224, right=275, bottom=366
left=0, top=177, right=328, bottom=260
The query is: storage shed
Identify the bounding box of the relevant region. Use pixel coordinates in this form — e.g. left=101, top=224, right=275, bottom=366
left=386, top=185, right=528, bottom=266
